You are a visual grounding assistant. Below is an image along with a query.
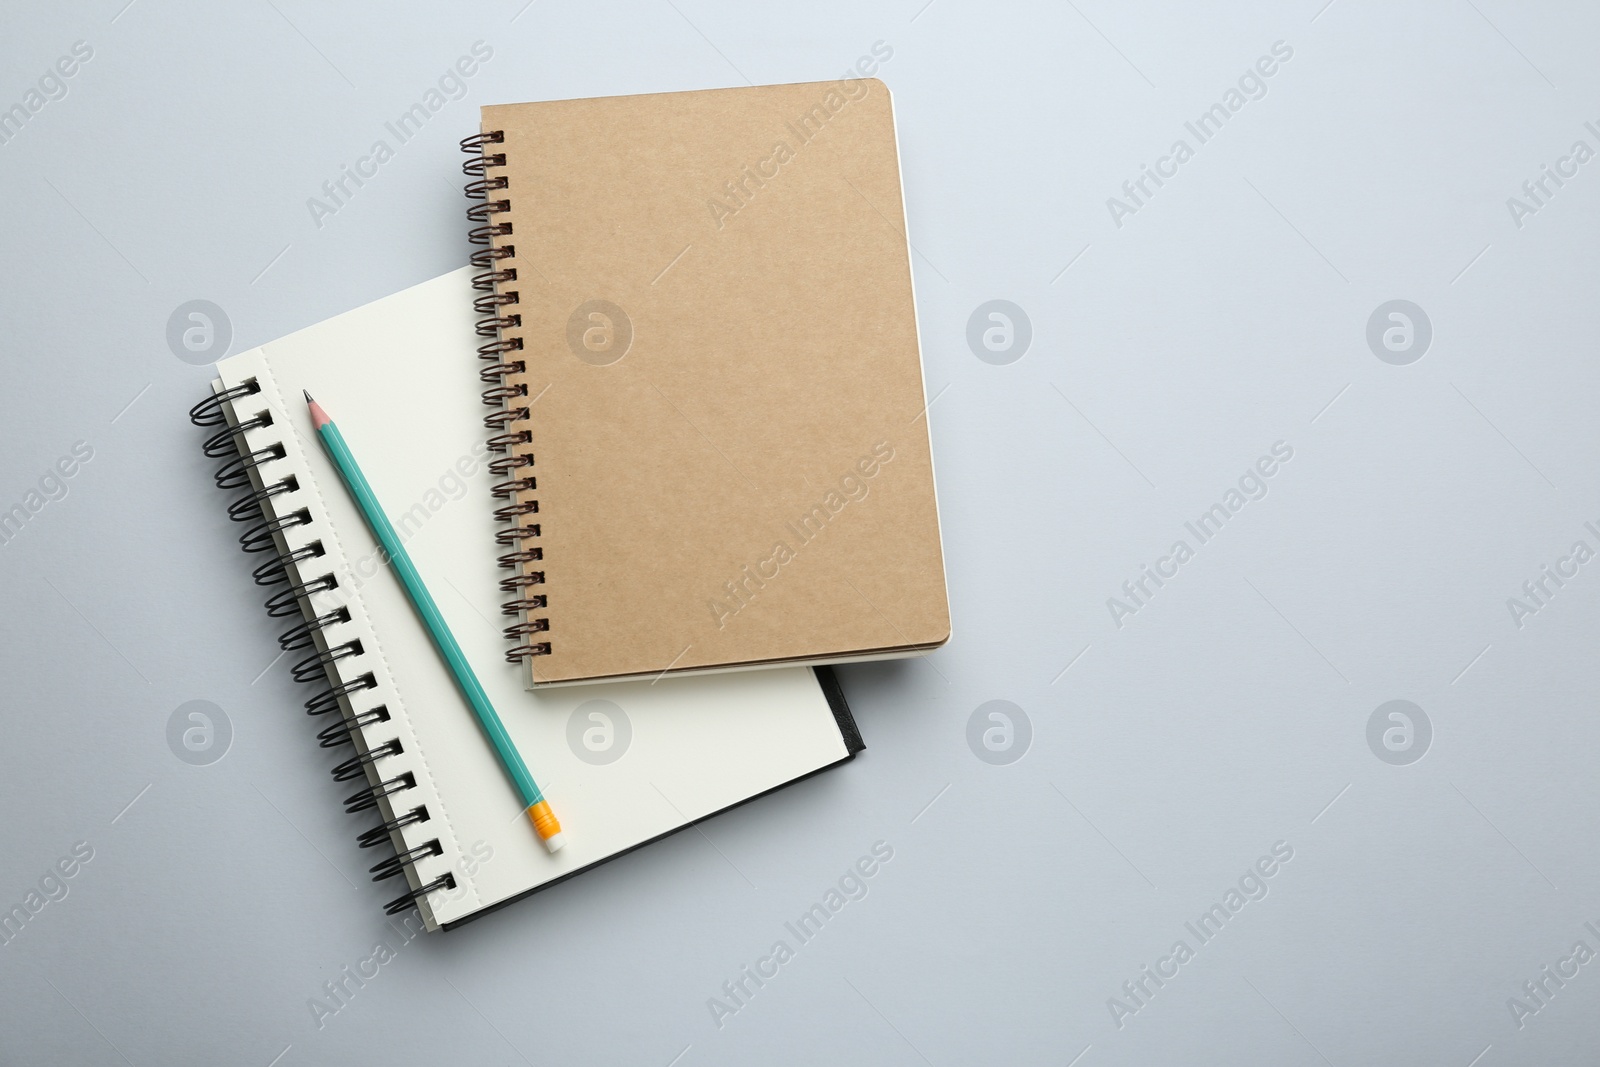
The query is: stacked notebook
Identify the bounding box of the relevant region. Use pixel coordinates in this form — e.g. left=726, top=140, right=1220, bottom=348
left=190, top=80, right=947, bottom=929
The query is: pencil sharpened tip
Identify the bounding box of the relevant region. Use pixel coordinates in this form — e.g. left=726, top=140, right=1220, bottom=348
left=305, top=393, right=331, bottom=430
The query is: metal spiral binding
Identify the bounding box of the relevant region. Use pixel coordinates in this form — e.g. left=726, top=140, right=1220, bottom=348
left=264, top=574, right=337, bottom=618
left=369, top=840, right=442, bottom=881
left=227, top=475, right=299, bottom=523
left=345, top=773, right=415, bottom=813
left=215, top=445, right=286, bottom=491
left=305, top=674, right=377, bottom=716
left=330, top=739, right=403, bottom=783
left=202, top=410, right=273, bottom=458
left=192, top=387, right=446, bottom=918
left=317, top=705, right=390, bottom=749
left=279, top=607, right=349, bottom=650
left=254, top=542, right=326, bottom=588
left=188, top=381, right=261, bottom=426
left=384, top=873, right=455, bottom=916
left=239, top=510, right=311, bottom=553
left=357, top=806, right=427, bottom=847
left=290, top=639, right=363, bottom=683
left=462, top=130, right=551, bottom=665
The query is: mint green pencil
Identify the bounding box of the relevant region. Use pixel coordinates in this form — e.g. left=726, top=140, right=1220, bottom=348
left=306, top=392, right=564, bottom=852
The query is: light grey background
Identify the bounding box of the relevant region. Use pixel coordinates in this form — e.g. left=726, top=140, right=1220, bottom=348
left=2, top=1, right=1596, bottom=1064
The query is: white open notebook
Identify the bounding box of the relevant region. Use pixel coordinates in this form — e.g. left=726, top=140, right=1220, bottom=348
left=199, top=269, right=860, bottom=931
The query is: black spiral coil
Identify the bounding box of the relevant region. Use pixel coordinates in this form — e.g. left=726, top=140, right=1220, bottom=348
left=227, top=475, right=299, bottom=523
left=461, top=131, right=551, bottom=666
left=317, top=705, right=390, bottom=749
left=190, top=382, right=447, bottom=918
left=255, top=543, right=327, bottom=589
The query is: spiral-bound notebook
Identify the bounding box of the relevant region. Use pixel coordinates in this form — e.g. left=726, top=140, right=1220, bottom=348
left=464, top=80, right=951, bottom=687
left=191, top=269, right=861, bottom=931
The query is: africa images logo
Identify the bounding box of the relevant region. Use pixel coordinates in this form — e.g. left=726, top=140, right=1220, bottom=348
left=1105, top=41, right=1295, bottom=228
left=704, top=42, right=892, bottom=231
left=706, top=841, right=894, bottom=1029
left=1107, top=841, right=1295, bottom=1029
left=0, top=441, right=95, bottom=548
left=0, top=40, right=94, bottom=148
left=566, top=300, right=632, bottom=366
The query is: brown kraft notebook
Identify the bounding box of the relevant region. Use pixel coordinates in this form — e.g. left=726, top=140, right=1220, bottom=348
left=464, top=79, right=949, bottom=687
